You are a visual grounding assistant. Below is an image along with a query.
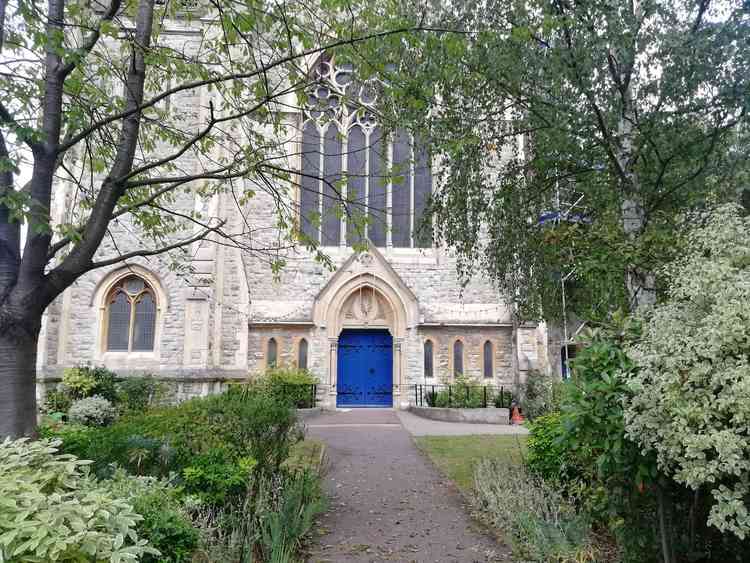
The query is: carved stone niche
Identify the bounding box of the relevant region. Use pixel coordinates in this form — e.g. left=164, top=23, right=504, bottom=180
left=341, top=286, right=393, bottom=328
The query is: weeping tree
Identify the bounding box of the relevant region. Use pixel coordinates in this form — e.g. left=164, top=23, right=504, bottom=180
left=361, top=0, right=750, bottom=321
left=0, top=0, right=419, bottom=437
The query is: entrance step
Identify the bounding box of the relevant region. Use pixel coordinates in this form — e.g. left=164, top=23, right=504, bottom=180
left=304, top=408, right=400, bottom=427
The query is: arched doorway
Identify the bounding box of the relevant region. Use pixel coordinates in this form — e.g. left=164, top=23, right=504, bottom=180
left=336, top=329, right=393, bottom=407
left=312, top=246, right=420, bottom=409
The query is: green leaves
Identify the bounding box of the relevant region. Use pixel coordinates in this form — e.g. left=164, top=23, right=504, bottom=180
left=365, top=0, right=750, bottom=322
left=625, top=204, right=750, bottom=539
left=0, top=438, right=158, bottom=562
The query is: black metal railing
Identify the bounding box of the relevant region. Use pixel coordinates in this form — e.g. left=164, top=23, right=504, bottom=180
left=412, top=384, right=513, bottom=409
left=278, top=383, right=318, bottom=408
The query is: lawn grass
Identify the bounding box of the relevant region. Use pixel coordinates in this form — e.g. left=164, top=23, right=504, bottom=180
left=415, top=435, right=527, bottom=494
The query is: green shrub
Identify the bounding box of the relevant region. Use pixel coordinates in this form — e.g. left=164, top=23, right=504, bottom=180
left=493, top=388, right=513, bottom=408
left=41, top=385, right=74, bottom=415
left=256, top=367, right=318, bottom=408
left=424, top=376, right=496, bottom=408
left=68, top=395, right=118, bottom=426
left=62, top=365, right=119, bottom=402
left=62, top=367, right=97, bottom=399
left=0, top=437, right=157, bottom=562
left=521, top=370, right=563, bottom=419
left=559, top=323, right=662, bottom=561
left=117, top=376, right=166, bottom=412
left=474, top=458, right=596, bottom=562
left=182, top=449, right=257, bottom=505
left=51, top=387, right=299, bottom=502
left=526, top=412, right=574, bottom=483
left=108, top=470, right=199, bottom=563
left=256, top=469, right=326, bottom=562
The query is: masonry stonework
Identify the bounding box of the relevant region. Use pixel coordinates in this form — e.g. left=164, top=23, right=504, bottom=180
left=36, top=46, right=554, bottom=406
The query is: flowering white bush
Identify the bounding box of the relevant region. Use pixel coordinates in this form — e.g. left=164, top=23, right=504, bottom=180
left=68, top=395, right=117, bottom=426
left=625, top=204, right=750, bottom=539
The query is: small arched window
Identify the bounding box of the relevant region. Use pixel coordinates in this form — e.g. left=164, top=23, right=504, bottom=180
left=424, top=340, right=434, bottom=378
left=267, top=338, right=278, bottom=368
left=483, top=341, right=494, bottom=379
left=106, top=276, right=156, bottom=352
left=453, top=340, right=464, bottom=376
left=298, top=338, right=309, bottom=370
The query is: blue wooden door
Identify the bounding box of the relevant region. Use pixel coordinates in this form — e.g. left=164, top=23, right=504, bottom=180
left=337, top=329, right=393, bottom=407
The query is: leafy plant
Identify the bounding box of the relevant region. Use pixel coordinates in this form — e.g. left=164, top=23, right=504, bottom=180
left=526, top=412, right=576, bottom=484
left=256, top=367, right=318, bottom=409
left=41, top=385, right=74, bottom=415
left=424, top=376, right=499, bottom=408
left=117, top=376, right=166, bottom=413
left=51, top=388, right=299, bottom=502
left=62, top=367, right=98, bottom=399
left=0, top=437, right=158, bottom=562
left=474, top=458, right=596, bottom=562
left=256, top=470, right=325, bottom=562
left=521, top=370, right=563, bottom=420
left=68, top=395, right=118, bottom=426
left=182, top=449, right=257, bottom=505
left=62, top=365, right=119, bottom=402
left=108, top=469, right=199, bottom=563
left=492, top=388, right=513, bottom=409
left=559, top=323, right=662, bottom=561
left=626, top=205, right=750, bottom=542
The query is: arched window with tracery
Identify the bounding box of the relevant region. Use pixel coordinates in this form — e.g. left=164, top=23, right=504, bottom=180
left=300, top=57, right=432, bottom=248
left=105, top=276, right=156, bottom=352
left=298, top=338, right=309, bottom=370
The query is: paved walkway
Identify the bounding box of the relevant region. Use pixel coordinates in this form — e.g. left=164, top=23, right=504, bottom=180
left=396, top=410, right=529, bottom=437
left=304, top=409, right=511, bottom=562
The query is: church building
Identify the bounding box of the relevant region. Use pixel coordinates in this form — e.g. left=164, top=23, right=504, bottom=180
left=37, top=53, right=553, bottom=408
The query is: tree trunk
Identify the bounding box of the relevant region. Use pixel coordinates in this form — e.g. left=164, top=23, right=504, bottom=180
left=0, top=319, right=41, bottom=438
left=656, top=479, right=676, bottom=563
left=622, top=198, right=656, bottom=310
left=510, top=312, right=521, bottom=396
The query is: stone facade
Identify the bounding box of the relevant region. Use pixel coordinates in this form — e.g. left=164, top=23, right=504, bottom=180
left=36, top=32, right=554, bottom=407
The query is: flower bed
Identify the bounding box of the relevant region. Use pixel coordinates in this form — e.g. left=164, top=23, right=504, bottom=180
left=29, top=366, right=325, bottom=562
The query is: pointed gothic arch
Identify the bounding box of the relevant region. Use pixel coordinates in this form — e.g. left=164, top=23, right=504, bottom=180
left=312, top=244, right=419, bottom=406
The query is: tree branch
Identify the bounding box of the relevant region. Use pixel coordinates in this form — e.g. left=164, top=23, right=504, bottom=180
left=88, top=220, right=225, bottom=270
left=57, top=25, right=429, bottom=155
left=50, top=0, right=155, bottom=286
left=58, top=0, right=122, bottom=79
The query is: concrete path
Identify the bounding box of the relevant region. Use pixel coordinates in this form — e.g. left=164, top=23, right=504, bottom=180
left=397, top=410, right=529, bottom=437
left=304, top=409, right=510, bottom=562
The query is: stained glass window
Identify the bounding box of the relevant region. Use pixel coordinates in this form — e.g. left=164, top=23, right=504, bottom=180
left=298, top=338, right=309, bottom=370
left=268, top=338, right=278, bottom=368
left=107, top=292, right=131, bottom=351
left=300, top=58, right=432, bottom=248
left=424, top=340, right=434, bottom=379
left=133, top=293, right=156, bottom=351
left=453, top=340, right=464, bottom=376
left=105, top=275, right=156, bottom=352
left=483, top=341, right=494, bottom=379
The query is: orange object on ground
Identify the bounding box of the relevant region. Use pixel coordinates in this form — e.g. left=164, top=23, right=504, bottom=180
left=510, top=405, right=525, bottom=425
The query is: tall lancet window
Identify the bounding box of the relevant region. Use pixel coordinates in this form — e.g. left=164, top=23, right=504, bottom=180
left=267, top=338, right=278, bottom=368
left=300, top=57, right=433, bottom=248
left=298, top=338, right=309, bottom=370
left=453, top=340, right=464, bottom=377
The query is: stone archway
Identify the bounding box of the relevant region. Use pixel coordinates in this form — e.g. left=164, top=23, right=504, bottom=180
left=312, top=246, right=419, bottom=407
